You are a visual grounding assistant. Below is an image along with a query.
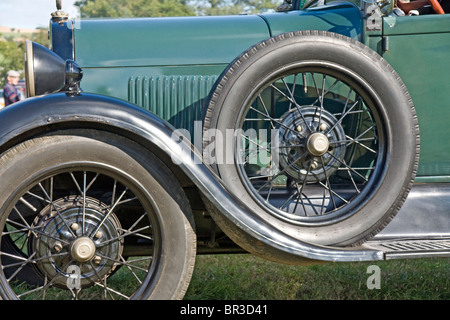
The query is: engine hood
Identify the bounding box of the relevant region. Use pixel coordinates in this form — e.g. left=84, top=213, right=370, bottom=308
left=73, top=15, right=270, bottom=68
left=72, top=2, right=362, bottom=69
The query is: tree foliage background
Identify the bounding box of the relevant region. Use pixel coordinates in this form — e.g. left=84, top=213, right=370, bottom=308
left=74, top=0, right=196, bottom=18
left=0, top=0, right=281, bottom=88
left=0, top=29, right=48, bottom=88
left=74, top=0, right=280, bottom=17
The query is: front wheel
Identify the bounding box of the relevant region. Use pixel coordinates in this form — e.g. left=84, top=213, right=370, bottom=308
left=0, top=130, right=196, bottom=300
left=203, top=31, right=419, bottom=247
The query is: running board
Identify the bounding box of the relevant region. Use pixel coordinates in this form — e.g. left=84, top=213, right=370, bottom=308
left=362, top=238, right=450, bottom=260
left=356, top=183, right=450, bottom=260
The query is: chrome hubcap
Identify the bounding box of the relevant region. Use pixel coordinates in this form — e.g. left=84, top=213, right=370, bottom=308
left=306, top=132, right=329, bottom=156
left=70, top=237, right=96, bottom=262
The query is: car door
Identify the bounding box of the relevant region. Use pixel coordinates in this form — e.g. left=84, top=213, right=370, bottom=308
left=381, top=13, right=450, bottom=181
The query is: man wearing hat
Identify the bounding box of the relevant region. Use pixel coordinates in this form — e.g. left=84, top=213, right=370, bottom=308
left=3, top=70, right=21, bottom=107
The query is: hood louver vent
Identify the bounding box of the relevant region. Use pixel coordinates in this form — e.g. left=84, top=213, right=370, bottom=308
left=128, top=75, right=217, bottom=135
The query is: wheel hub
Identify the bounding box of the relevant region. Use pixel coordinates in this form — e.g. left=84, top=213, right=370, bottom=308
left=277, top=107, right=346, bottom=182
left=29, top=196, right=123, bottom=289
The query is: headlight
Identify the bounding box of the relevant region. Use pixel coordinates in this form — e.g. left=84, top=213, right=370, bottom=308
left=25, top=40, right=83, bottom=97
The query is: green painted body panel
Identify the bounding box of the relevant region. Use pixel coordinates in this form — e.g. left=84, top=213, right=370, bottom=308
left=261, top=3, right=362, bottom=39
left=381, top=14, right=450, bottom=180
left=74, top=15, right=270, bottom=68
left=383, top=13, right=450, bottom=35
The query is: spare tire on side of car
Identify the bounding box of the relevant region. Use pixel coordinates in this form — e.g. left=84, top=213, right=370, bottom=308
left=203, top=30, right=419, bottom=247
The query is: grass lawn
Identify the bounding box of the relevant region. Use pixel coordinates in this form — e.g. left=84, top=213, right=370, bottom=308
left=185, top=254, right=450, bottom=300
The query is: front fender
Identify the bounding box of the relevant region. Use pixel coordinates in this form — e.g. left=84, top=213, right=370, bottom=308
left=0, top=93, right=384, bottom=263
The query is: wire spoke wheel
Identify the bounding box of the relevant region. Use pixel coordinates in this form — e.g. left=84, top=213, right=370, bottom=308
left=1, top=169, right=158, bottom=300
left=0, top=131, right=196, bottom=300
left=236, top=69, right=382, bottom=224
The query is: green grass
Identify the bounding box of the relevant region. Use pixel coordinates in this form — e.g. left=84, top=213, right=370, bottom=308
left=185, top=254, right=450, bottom=300
left=8, top=252, right=449, bottom=300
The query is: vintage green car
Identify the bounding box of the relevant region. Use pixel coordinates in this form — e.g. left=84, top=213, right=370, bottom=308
left=0, top=0, right=448, bottom=299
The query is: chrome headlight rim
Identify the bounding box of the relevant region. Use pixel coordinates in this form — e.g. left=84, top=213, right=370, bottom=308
left=25, top=40, right=36, bottom=97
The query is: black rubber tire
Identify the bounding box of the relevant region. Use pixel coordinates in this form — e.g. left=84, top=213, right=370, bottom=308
left=203, top=31, right=419, bottom=246
left=0, top=130, right=196, bottom=300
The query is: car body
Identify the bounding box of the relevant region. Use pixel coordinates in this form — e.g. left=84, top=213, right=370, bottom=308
left=0, top=0, right=448, bottom=300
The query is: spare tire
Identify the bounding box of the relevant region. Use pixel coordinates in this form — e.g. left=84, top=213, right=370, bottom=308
left=203, top=31, right=419, bottom=246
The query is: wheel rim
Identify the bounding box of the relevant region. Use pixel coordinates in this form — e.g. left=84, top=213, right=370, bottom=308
left=234, top=64, right=387, bottom=225
left=0, top=164, right=162, bottom=300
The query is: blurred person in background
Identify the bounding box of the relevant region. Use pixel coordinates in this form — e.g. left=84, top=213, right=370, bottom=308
left=3, top=70, right=22, bottom=107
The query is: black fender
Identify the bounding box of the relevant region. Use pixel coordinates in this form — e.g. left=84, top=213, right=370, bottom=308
left=0, top=92, right=384, bottom=263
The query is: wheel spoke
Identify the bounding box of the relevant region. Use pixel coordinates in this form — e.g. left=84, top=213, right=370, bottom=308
left=90, top=187, right=128, bottom=238
left=273, top=78, right=313, bottom=133
left=256, top=152, right=309, bottom=192
left=5, top=218, right=71, bottom=245
left=325, top=151, right=369, bottom=182
left=82, top=171, right=87, bottom=235
left=320, top=156, right=336, bottom=210
left=325, top=98, right=361, bottom=134
left=249, top=105, right=304, bottom=139
left=37, top=182, right=77, bottom=238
